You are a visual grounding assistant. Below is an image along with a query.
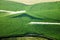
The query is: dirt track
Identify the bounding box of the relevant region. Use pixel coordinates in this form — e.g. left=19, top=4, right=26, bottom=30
left=8, top=0, right=60, bottom=5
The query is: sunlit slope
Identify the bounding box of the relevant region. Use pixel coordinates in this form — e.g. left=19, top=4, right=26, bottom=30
left=0, top=0, right=27, bottom=11
left=0, top=0, right=30, bottom=17
left=28, top=2, right=60, bottom=20
left=0, top=0, right=60, bottom=40
left=0, top=14, right=60, bottom=40
left=1, top=37, right=48, bottom=40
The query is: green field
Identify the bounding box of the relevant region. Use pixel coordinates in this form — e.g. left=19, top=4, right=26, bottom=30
left=28, top=1, right=60, bottom=20
left=0, top=0, right=60, bottom=40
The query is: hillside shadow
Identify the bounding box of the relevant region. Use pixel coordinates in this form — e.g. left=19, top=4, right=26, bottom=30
left=12, top=13, right=43, bottom=20
left=11, top=13, right=60, bottom=22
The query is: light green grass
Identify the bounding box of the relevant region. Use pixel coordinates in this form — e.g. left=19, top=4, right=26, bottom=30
left=0, top=0, right=27, bottom=11
left=28, top=2, right=60, bottom=20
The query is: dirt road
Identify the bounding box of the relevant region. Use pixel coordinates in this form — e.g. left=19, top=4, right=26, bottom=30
left=8, top=0, right=60, bottom=5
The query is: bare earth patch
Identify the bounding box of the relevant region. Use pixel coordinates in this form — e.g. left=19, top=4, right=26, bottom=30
left=8, top=0, right=60, bottom=5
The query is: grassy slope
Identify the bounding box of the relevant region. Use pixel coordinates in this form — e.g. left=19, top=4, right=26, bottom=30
left=0, top=0, right=28, bottom=17
left=0, top=0, right=27, bottom=11
left=28, top=2, right=60, bottom=20
left=0, top=15, right=60, bottom=40
left=0, top=0, right=60, bottom=40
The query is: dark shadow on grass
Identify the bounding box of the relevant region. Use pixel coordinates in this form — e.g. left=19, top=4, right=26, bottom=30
left=11, top=13, right=60, bottom=22
left=0, top=33, right=55, bottom=40
left=11, top=13, right=44, bottom=20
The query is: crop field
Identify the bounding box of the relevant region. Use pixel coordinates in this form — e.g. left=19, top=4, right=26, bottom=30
left=0, top=0, right=60, bottom=40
